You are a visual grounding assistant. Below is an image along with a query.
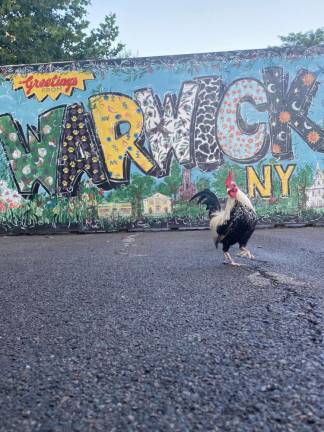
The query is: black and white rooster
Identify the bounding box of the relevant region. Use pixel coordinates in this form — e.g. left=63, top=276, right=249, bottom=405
left=190, top=172, right=257, bottom=266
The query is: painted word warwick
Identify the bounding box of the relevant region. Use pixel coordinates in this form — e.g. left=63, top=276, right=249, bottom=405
left=0, top=46, right=324, bottom=232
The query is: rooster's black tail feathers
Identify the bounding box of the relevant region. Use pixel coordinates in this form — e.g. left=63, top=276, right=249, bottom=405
left=190, top=189, right=221, bottom=213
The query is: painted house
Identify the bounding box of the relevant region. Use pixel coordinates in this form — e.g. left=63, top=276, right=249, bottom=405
left=143, top=193, right=172, bottom=216
left=98, top=202, right=132, bottom=218
left=306, top=163, right=324, bottom=209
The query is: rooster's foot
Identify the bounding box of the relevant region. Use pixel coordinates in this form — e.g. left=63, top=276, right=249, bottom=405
left=237, top=247, right=255, bottom=260
left=224, top=252, right=241, bottom=266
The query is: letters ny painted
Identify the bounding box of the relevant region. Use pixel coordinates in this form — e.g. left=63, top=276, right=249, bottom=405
left=0, top=46, right=324, bottom=232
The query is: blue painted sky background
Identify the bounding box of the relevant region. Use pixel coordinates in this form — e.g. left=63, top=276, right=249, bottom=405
left=1, top=53, right=324, bottom=179
left=88, top=0, right=324, bottom=57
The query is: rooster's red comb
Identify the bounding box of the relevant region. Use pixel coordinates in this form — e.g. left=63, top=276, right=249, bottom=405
left=225, top=171, right=234, bottom=188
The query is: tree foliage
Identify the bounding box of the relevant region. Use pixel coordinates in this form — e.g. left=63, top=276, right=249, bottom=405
left=279, top=28, right=324, bottom=48
left=156, top=160, right=183, bottom=200
left=289, top=164, right=314, bottom=210
left=196, top=176, right=211, bottom=192
left=0, top=0, right=124, bottom=65
left=109, top=173, right=155, bottom=218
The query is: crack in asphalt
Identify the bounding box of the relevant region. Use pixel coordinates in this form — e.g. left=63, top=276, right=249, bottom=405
left=243, top=265, right=323, bottom=346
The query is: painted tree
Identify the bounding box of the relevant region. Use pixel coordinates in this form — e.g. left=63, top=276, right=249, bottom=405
left=290, top=165, right=314, bottom=211
left=109, top=173, right=155, bottom=218
left=126, top=174, right=155, bottom=218
left=156, top=160, right=183, bottom=200
left=0, top=0, right=124, bottom=65
left=196, top=176, right=211, bottom=192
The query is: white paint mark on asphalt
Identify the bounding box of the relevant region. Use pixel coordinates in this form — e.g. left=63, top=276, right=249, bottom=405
left=119, top=234, right=138, bottom=255
left=265, top=271, right=306, bottom=286
left=248, top=272, right=271, bottom=287
left=248, top=271, right=306, bottom=287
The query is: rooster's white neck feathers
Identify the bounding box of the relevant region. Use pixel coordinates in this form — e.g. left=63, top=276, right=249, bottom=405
left=209, top=188, right=254, bottom=239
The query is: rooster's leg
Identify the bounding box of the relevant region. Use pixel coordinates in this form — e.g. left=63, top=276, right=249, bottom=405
left=224, top=252, right=241, bottom=266
left=237, top=246, right=255, bottom=260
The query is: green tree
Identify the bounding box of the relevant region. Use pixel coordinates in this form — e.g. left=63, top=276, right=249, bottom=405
left=156, top=160, right=183, bottom=200
left=196, top=176, right=211, bottom=192
left=109, top=173, right=155, bottom=218
left=0, top=0, right=124, bottom=65
left=127, top=174, right=155, bottom=218
left=289, top=164, right=314, bottom=210
left=279, top=28, right=324, bottom=48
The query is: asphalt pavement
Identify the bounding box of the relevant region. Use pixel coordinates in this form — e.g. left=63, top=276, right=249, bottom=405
left=0, top=227, right=323, bottom=431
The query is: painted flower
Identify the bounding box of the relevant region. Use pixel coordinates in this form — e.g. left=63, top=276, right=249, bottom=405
left=45, top=176, right=53, bottom=186
left=279, top=111, right=291, bottom=123
left=307, top=130, right=320, bottom=144
left=42, top=125, right=52, bottom=134
left=22, top=165, right=31, bottom=175
left=9, top=132, right=17, bottom=142
left=35, top=207, right=43, bottom=217
left=12, top=149, right=21, bottom=159
left=0, top=202, right=6, bottom=213
left=38, top=148, right=47, bottom=157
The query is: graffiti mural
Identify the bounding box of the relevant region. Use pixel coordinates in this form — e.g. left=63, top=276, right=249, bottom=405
left=0, top=46, right=324, bottom=233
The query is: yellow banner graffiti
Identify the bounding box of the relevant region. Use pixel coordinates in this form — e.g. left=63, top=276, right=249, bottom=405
left=8, top=71, right=95, bottom=101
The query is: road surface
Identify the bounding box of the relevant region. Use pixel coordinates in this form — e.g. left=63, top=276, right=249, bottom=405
left=0, top=228, right=323, bottom=431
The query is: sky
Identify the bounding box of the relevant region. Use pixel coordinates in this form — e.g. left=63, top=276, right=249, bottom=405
left=87, top=0, right=324, bottom=57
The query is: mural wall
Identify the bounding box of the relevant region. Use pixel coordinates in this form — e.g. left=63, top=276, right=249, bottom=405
left=0, top=46, right=324, bottom=233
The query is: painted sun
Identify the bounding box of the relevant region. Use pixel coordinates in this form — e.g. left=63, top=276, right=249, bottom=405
left=272, top=144, right=282, bottom=153
left=279, top=111, right=291, bottom=123
left=302, top=73, right=315, bottom=87
left=307, top=130, right=320, bottom=144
